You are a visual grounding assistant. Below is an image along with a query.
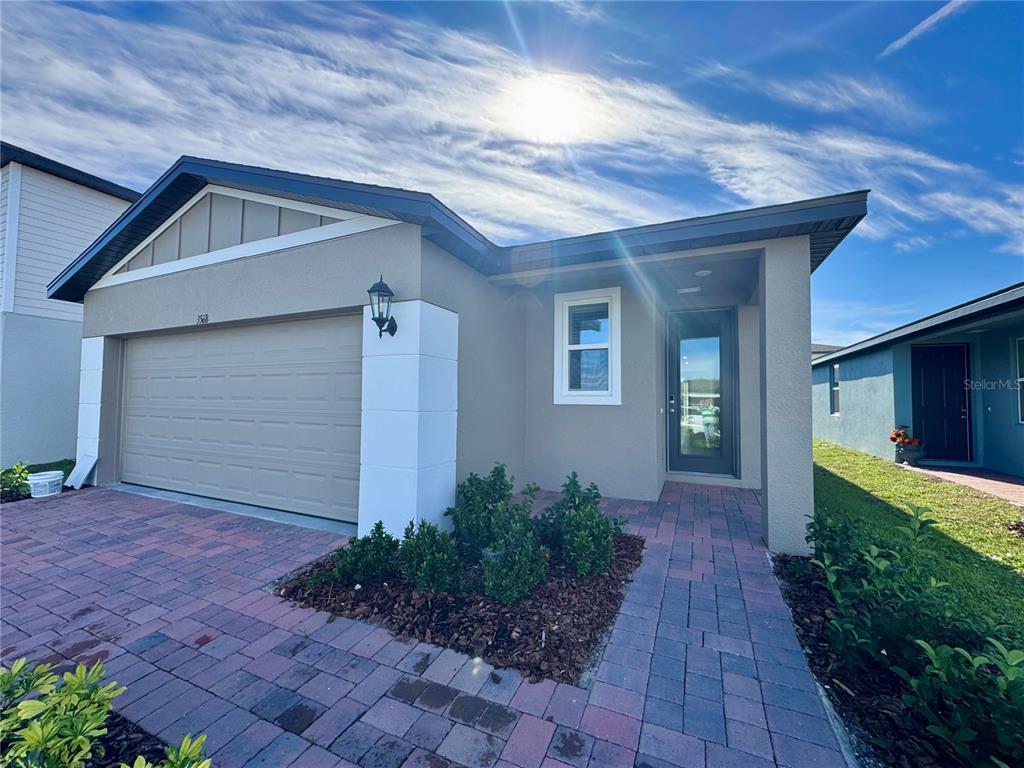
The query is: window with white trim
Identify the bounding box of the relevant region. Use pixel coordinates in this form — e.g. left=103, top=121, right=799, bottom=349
left=554, top=287, right=621, bottom=405
left=829, top=363, right=840, bottom=415
left=1016, top=337, right=1023, bottom=424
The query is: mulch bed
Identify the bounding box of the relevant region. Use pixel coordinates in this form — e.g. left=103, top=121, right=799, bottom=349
left=277, top=533, right=645, bottom=684
left=772, top=554, right=962, bottom=768
left=90, top=712, right=166, bottom=767
left=1008, top=520, right=1024, bottom=538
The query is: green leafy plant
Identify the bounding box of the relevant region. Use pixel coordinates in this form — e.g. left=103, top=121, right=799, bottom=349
left=446, top=464, right=537, bottom=558
left=316, top=521, right=399, bottom=588
left=400, top=521, right=462, bottom=593
left=537, top=473, right=613, bottom=576
left=482, top=516, right=548, bottom=606
left=1, top=462, right=30, bottom=504
left=1, top=658, right=210, bottom=768
left=121, top=734, right=212, bottom=768
left=893, top=639, right=1024, bottom=766
left=806, top=503, right=1024, bottom=766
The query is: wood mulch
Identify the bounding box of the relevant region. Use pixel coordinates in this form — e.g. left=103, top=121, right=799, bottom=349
left=90, top=712, right=166, bottom=767
left=1008, top=520, right=1024, bottom=538
left=277, top=533, right=645, bottom=684
left=772, top=554, right=962, bottom=768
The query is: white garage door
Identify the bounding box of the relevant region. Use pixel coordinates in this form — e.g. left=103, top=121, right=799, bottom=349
left=121, top=315, right=361, bottom=522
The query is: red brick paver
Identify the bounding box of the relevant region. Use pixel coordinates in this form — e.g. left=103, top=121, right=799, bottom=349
left=1, top=485, right=847, bottom=767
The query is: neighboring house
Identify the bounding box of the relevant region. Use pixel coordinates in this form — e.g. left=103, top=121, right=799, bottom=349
left=812, top=342, right=842, bottom=360
left=812, top=283, right=1024, bottom=478
left=0, top=143, right=139, bottom=466
left=48, top=155, right=868, bottom=553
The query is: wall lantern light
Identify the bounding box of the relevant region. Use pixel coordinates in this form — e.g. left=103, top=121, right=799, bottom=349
left=368, top=275, right=398, bottom=337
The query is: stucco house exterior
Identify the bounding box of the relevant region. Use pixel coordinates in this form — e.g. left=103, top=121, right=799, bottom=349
left=813, top=282, right=1024, bottom=479
left=0, top=143, right=139, bottom=466
left=48, top=155, right=868, bottom=554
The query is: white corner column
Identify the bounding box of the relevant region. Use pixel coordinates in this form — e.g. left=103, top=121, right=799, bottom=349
left=758, top=238, right=813, bottom=554
left=75, top=336, right=105, bottom=484
left=358, top=300, right=458, bottom=537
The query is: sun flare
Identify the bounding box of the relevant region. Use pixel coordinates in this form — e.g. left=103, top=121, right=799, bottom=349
left=506, top=73, right=589, bottom=144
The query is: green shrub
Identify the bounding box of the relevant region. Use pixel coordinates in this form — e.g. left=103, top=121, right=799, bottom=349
left=538, top=473, right=613, bottom=576
left=1, top=462, right=30, bottom=504
left=318, top=521, right=400, bottom=587
left=400, top=521, right=462, bottom=593
left=893, top=638, right=1024, bottom=766
left=482, top=516, right=548, bottom=606
left=0, top=658, right=210, bottom=768
left=808, top=505, right=1024, bottom=766
left=446, top=464, right=537, bottom=558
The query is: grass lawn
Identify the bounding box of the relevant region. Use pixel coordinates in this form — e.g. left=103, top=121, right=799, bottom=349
left=25, top=458, right=76, bottom=482
left=814, top=440, right=1024, bottom=642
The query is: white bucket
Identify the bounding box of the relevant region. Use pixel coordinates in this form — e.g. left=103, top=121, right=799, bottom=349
left=27, top=471, right=64, bottom=498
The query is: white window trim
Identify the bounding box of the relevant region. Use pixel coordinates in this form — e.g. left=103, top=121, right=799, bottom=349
left=1016, top=336, right=1023, bottom=424
left=553, top=286, right=621, bottom=406
left=829, top=363, right=840, bottom=415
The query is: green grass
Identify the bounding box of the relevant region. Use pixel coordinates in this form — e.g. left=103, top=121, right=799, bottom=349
left=25, top=459, right=76, bottom=482
left=814, top=440, right=1024, bottom=642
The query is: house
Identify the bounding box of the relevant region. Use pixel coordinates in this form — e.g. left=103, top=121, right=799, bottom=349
left=0, top=143, right=139, bottom=466
left=812, top=342, right=842, bottom=360
left=812, top=282, right=1024, bottom=478
left=48, top=155, right=868, bottom=553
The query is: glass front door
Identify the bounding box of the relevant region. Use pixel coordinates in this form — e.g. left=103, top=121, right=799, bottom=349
left=667, top=309, right=737, bottom=475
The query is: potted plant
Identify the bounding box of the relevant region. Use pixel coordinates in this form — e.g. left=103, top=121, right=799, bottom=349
left=889, top=426, right=924, bottom=466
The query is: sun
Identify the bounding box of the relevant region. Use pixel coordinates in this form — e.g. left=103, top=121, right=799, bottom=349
left=506, top=73, right=589, bottom=144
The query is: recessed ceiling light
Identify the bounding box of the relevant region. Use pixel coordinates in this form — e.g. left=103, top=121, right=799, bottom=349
left=677, top=286, right=701, bottom=294
left=695, top=269, right=712, bottom=278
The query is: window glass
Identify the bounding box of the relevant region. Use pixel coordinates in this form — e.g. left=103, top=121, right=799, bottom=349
left=569, top=349, right=609, bottom=391
left=678, top=336, right=721, bottom=457
left=569, top=303, right=609, bottom=345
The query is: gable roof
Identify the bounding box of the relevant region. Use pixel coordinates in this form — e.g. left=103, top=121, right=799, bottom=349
left=1, top=142, right=140, bottom=203
left=47, top=154, right=868, bottom=303
left=812, top=281, right=1024, bottom=367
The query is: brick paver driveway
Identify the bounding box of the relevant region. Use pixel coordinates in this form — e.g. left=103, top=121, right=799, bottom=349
left=1, top=485, right=846, bottom=767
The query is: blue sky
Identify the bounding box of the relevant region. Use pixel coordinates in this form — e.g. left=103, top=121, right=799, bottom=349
left=2, top=1, right=1021, bottom=344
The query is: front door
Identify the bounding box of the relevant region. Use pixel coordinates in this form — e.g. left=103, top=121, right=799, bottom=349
left=667, top=309, right=737, bottom=475
left=911, top=344, right=972, bottom=461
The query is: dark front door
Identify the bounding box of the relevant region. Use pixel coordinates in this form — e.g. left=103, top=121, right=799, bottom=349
left=911, top=344, right=972, bottom=461
left=667, top=309, right=737, bottom=475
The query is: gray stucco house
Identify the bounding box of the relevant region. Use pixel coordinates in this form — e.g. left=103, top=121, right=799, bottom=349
left=48, top=155, right=868, bottom=553
left=0, top=143, right=138, bottom=466
left=813, top=283, right=1024, bottom=479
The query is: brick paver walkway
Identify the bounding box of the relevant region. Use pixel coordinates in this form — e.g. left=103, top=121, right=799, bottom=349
left=1, top=484, right=847, bottom=767
left=903, top=465, right=1024, bottom=507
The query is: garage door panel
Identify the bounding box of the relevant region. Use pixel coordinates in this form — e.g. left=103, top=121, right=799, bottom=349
left=121, top=315, right=361, bottom=522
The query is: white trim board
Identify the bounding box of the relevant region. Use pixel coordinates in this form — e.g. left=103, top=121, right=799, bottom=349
left=90, top=216, right=400, bottom=291
left=2, top=161, right=23, bottom=312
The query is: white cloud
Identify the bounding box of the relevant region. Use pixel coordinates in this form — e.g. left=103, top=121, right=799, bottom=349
left=0, top=1, right=1019, bottom=256
left=812, top=299, right=921, bottom=347
left=879, top=0, right=973, bottom=59
left=893, top=236, right=932, bottom=252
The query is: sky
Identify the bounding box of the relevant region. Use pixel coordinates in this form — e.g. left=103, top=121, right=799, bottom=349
left=1, top=1, right=1022, bottom=345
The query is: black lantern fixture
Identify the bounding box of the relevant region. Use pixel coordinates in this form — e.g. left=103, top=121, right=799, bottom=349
left=368, top=275, right=398, bottom=337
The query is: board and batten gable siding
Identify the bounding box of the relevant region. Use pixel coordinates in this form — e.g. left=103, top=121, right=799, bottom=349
left=812, top=346, right=897, bottom=460
left=114, top=191, right=344, bottom=274
left=13, top=165, right=130, bottom=320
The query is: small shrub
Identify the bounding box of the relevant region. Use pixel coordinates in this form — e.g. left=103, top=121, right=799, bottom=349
left=482, top=516, right=548, bottom=606
left=564, top=501, right=614, bottom=576
left=400, top=521, right=462, bottom=593
left=446, top=464, right=537, bottom=558
left=1, top=462, right=30, bottom=503
left=318, top=521, right=399, bottom=587
left=538, top=473, right=613, bottom=576
left=0, top=658, right=210, bottom=768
